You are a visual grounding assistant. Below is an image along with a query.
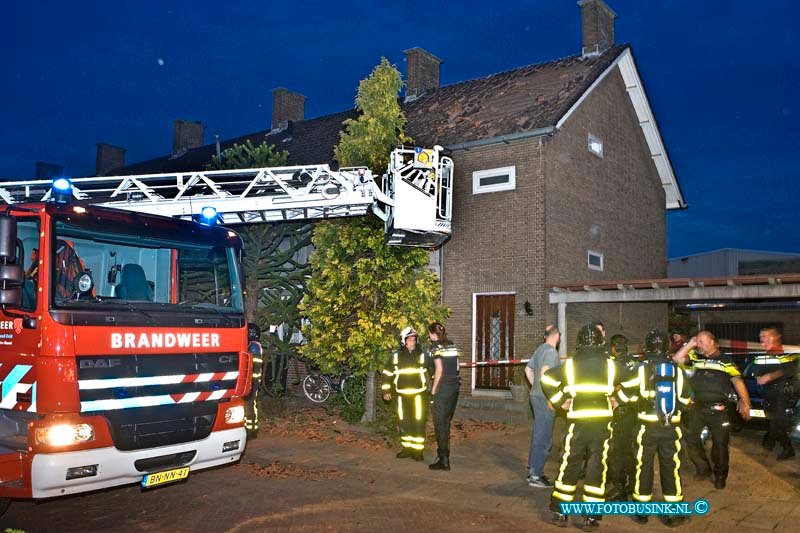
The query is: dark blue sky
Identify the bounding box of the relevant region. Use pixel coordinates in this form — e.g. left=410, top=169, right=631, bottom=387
left=3, top=1, right=798, bottom=258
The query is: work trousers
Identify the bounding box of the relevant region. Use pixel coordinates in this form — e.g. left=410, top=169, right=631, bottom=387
left=607, top=406, right=636, bottom=498
left=686, top=405, right=730, bottom=480
left=528, top=394, right=556, bottom=478
left=764, top=381, right=795, bottom=450
left=550, top=419, right=613, bottom=516
left=433, top=380, right=460, bottom=458
left=397, top=392, right=427, bottom=451
left=632, top=422, right=683, bottom=503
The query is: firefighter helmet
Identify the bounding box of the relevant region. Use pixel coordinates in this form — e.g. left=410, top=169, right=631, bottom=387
left=644, top=329, right=670, bottom=356
left=576, top=323, right=604, bottom=349
left=609, top=334, right=628, bottom=354
left=400, top=326, right=418, bottom=343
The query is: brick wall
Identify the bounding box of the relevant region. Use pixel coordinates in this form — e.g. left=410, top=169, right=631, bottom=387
left=441, top=136, right=547, bottom=395
left=542, top=67, right=667, bottom=349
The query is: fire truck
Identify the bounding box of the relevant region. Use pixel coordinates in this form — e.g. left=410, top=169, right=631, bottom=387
left=0, top=146, right=453, bottom=513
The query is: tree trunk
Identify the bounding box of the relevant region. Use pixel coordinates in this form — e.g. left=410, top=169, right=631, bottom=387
left=361, top=366, right=376, bottom=423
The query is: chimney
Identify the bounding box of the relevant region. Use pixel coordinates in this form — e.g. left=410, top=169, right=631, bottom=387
left=578, top=0, right=617, bottom=57
left=404, top=47, right=442, bottom=101
left=95, top=143, right=126, bottom=176
left=35, top=162, right=63, bottom=180
left=172, top=119, right=204, bottom=155
left=271, top=88, right=306, bottom=131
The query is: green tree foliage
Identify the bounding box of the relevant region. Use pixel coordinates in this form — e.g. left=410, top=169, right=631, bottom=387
left=300, top=58, right=449, bottom=421
left=208, top=141, right=312, bottom=392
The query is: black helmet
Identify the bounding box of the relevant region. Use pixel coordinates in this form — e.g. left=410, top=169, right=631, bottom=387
left=576, top=323, right=604, bottom=349
left=644, top=329, right=669, bottom=356
left=609, top=334, right=628, bottom=353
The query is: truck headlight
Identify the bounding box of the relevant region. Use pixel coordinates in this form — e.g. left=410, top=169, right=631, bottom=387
left=225, top=406, right=245, bottom=424
left=36, top=423, right=95, bottom=447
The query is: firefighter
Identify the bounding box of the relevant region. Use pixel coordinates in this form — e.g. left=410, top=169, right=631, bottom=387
left=619, top=330, right=691, bottom=526
left=754, top=327, right=798, bottom=460
left=673, top=330, right=751, bottom=489
left=541, top=323, right=616, bottom=531
left=244, top=324, right=264, bottom=438
left=382, top=327, right=429, bottom=461
left=427, top=322, right=460, bottom=471
left=606, top=334, right=637, bottom=501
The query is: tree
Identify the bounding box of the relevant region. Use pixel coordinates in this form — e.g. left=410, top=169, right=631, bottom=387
left=208, top=141, right=312, bottom=393
left=299, top=58, right=449, bottom=422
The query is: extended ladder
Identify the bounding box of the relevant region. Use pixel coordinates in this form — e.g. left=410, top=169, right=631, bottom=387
left=0, top=146, right=454, bottom=248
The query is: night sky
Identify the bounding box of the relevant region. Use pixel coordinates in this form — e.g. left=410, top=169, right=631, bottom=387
left=3, top=1, right=798, bottom=258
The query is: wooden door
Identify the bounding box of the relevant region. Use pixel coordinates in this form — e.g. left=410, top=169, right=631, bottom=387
left=474, top=294, right=515, bottom=390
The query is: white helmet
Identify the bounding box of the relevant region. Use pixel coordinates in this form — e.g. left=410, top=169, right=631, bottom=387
left=400, top=326, right=418, bottom=343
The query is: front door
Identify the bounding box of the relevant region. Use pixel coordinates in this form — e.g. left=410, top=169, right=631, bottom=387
left=474, top=293, right=515, bottom=390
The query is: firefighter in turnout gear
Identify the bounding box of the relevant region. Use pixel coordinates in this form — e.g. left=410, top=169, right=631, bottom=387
left=382, top=327, right=429, bottom=460
left=541, top=324, right=616, bottom=531
left=244, top=324, right=264, bottom=438
left=606, top=334, right=638, bottom=501
left=754, top=327, right=798, bottom=460
left=427, top=322, right=461, bottom=471
left=674, top=330, right=751, bottom=489
left=619, top=330, right=691, bottom=526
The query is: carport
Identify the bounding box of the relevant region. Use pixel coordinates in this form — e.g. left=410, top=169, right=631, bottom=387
left=549, top=274, right=800, bottom=356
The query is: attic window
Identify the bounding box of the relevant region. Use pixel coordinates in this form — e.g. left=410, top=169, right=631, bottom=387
left=588, top=134, right=603, bottom=158
left=473, top=166, right=516, bottom=194
left=588, top=250, right=604, bottom=271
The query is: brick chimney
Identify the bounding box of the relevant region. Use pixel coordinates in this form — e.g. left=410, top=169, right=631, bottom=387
left=95, top=143, right=126, bottom=176
left=172, top=119, right=204, bottom=155
left=35, top=162, right=63, bottom=180
left=578, top=0, right=617, bottom=57
left=404, top=47, right=442, bottom=101
left=271, top=88, right=306, bottom=131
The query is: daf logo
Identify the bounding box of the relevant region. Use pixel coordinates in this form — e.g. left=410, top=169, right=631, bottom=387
left=218, top=355, right=235, bottom=364
left=80, top=358, right=123, bottom=369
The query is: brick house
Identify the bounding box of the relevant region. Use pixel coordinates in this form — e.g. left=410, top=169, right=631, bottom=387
left=99, top=0, right=685, bottom=398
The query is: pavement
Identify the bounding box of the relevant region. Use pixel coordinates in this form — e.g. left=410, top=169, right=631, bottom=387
left=2, top=404, right=799, bottom=532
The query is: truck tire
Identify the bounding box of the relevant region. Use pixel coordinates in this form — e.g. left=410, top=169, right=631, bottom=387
left=0, top=498, right=11, bottom=518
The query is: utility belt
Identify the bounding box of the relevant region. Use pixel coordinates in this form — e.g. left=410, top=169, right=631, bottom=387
left=693, top=401, right=728, bottom=412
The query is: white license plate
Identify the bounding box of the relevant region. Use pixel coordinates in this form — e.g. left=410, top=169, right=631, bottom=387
left=749, top=409, right=766, bottom=418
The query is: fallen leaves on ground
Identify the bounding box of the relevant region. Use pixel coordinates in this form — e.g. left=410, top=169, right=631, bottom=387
left=448, top=419, right=511, bottom=442
left=237, top=460, right=345, bottom=481
left=262, top=406, right=392, bottom=451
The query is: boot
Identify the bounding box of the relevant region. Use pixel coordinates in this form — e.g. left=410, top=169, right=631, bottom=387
left=777, top=445, right=796, bottom=461
left=762, top=432, right=776, bottom=451
left=396, top=448, right=413, bottom=459
left=551, top=513, right=569, bottom=528
left=412, top=450, right=425, bottom=462
left=714, top=476, right=726, bottom=490
left=582, top=516, right=600, bottom=531
left=429, top=455, right=450, bottom=470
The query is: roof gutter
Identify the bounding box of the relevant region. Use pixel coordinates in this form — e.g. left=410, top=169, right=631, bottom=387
left=445, top=126, right=556, bottom=152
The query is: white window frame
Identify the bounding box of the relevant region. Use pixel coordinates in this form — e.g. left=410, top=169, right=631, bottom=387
left=588, top=250, right=604, bottom=271
left=472, top=166, right=516, bottom=195
left=588, top=133, right=603, bottom=158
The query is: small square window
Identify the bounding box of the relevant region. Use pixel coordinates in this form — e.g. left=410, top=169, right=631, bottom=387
left=588, top=250, right=604, bottom=271
left=473, top=166, right=516, bottom=194
left=588, top=134, right=603, bottom=158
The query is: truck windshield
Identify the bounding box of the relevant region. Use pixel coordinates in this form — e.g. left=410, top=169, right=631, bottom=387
left=52, top=219, right=244, bottom=313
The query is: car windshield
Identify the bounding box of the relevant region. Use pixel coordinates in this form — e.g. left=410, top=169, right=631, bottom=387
left=52, top=218, right=243, bottom=313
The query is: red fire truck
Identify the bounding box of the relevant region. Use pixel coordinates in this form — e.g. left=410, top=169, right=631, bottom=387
left=0, top=146, right=453, bottom=513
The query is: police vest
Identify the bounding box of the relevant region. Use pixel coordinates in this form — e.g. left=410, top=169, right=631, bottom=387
left=751, top=352, right=798, bottom=385
left=685, top=353, right=741, bottom=404
left=431, top=343, right=460, bottom=381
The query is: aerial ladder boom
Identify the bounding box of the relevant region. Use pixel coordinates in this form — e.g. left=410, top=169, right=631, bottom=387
left=0, top=146, right=454, bottom=248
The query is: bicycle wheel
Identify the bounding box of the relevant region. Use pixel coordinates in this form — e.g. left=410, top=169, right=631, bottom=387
left=303, top=373, right=331, bottom=403
left=340, top=374, right=365, bottom=405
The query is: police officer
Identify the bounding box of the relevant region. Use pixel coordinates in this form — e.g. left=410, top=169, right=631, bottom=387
left=541, top=323, right=616, bottom=531
left=607, top=334, right=637, bottom=501
left=674, top=330, right=751, bottom=489
left=427, top=322, right=460, bottom=471
left=382, top=327, right=429, bottom=461
left=619, top=330, right=691, bottom=526
left=754, top=327, right=798, bottom=460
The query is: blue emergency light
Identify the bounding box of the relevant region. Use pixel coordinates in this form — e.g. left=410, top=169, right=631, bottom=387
left=51, top=178, right=73, bottom=204
left=199, top=206, right=219, bottom=225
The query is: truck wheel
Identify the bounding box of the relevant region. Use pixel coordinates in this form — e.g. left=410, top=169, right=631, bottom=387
left=0, top=498, right=11, bottom=517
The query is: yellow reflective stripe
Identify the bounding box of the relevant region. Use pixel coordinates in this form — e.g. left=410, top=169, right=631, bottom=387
left=540, top=374, right=561, bottom=387
left=552, top=490, right=574, bottom=502
left=397, top=397, right=403, bottom=420
left=677, top=370, right=690, bottom=404
left=607, top=358, right=615, bottom=393
left=565, top=359, right=575, bottom=397
left=634, top=424, right=646, bottom=499
left=393, top=353, right=398, bottom=365
left=556, top=423, right=575, bottom=488
left=381, top=384, right=391, bottom=390
left=633, top=493, right=652, bottom=502
left=550, top=391, right=564, bottom=404
left=566, top=384, right=612, bottom=393
left=382, top=370, right=394, bottom=376
left=754, top=354, right=797, bottom=365
left=673, top=427, right=682, bottom=498
left=599, top=421, right=612, bottom=494
left=401, top=442, right=424, bottom=450
left=617, top=389, right=631, bottom=403
left=664, top=494, right=683, bottom=503
left=567, top=409, right=612, bottom=419
left=582, top=495, right=605, bottom=503
left=639, top=365, right=647, bottom=399
left=404, top=436, right=425, bottom=443
left=419, top=353, right=425, bottom=365
left=555, top=481, right=576, bottom=493
left=583, top=484, right=604, bottom=496
left=637, top=412, right=682, bottom=423
left=621, top=377, right=639, bottom=388
left=415, top=395, right=422, bottom=421
left=395, top=368, right=426, bottom=375
left=396, top=388, right=427, bottom=394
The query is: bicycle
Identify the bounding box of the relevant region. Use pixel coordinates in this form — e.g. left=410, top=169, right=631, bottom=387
left=302, top=369, right=362, bottom=404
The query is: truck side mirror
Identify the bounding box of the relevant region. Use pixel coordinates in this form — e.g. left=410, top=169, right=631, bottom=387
left=0, top=215, right=24, bottom=308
